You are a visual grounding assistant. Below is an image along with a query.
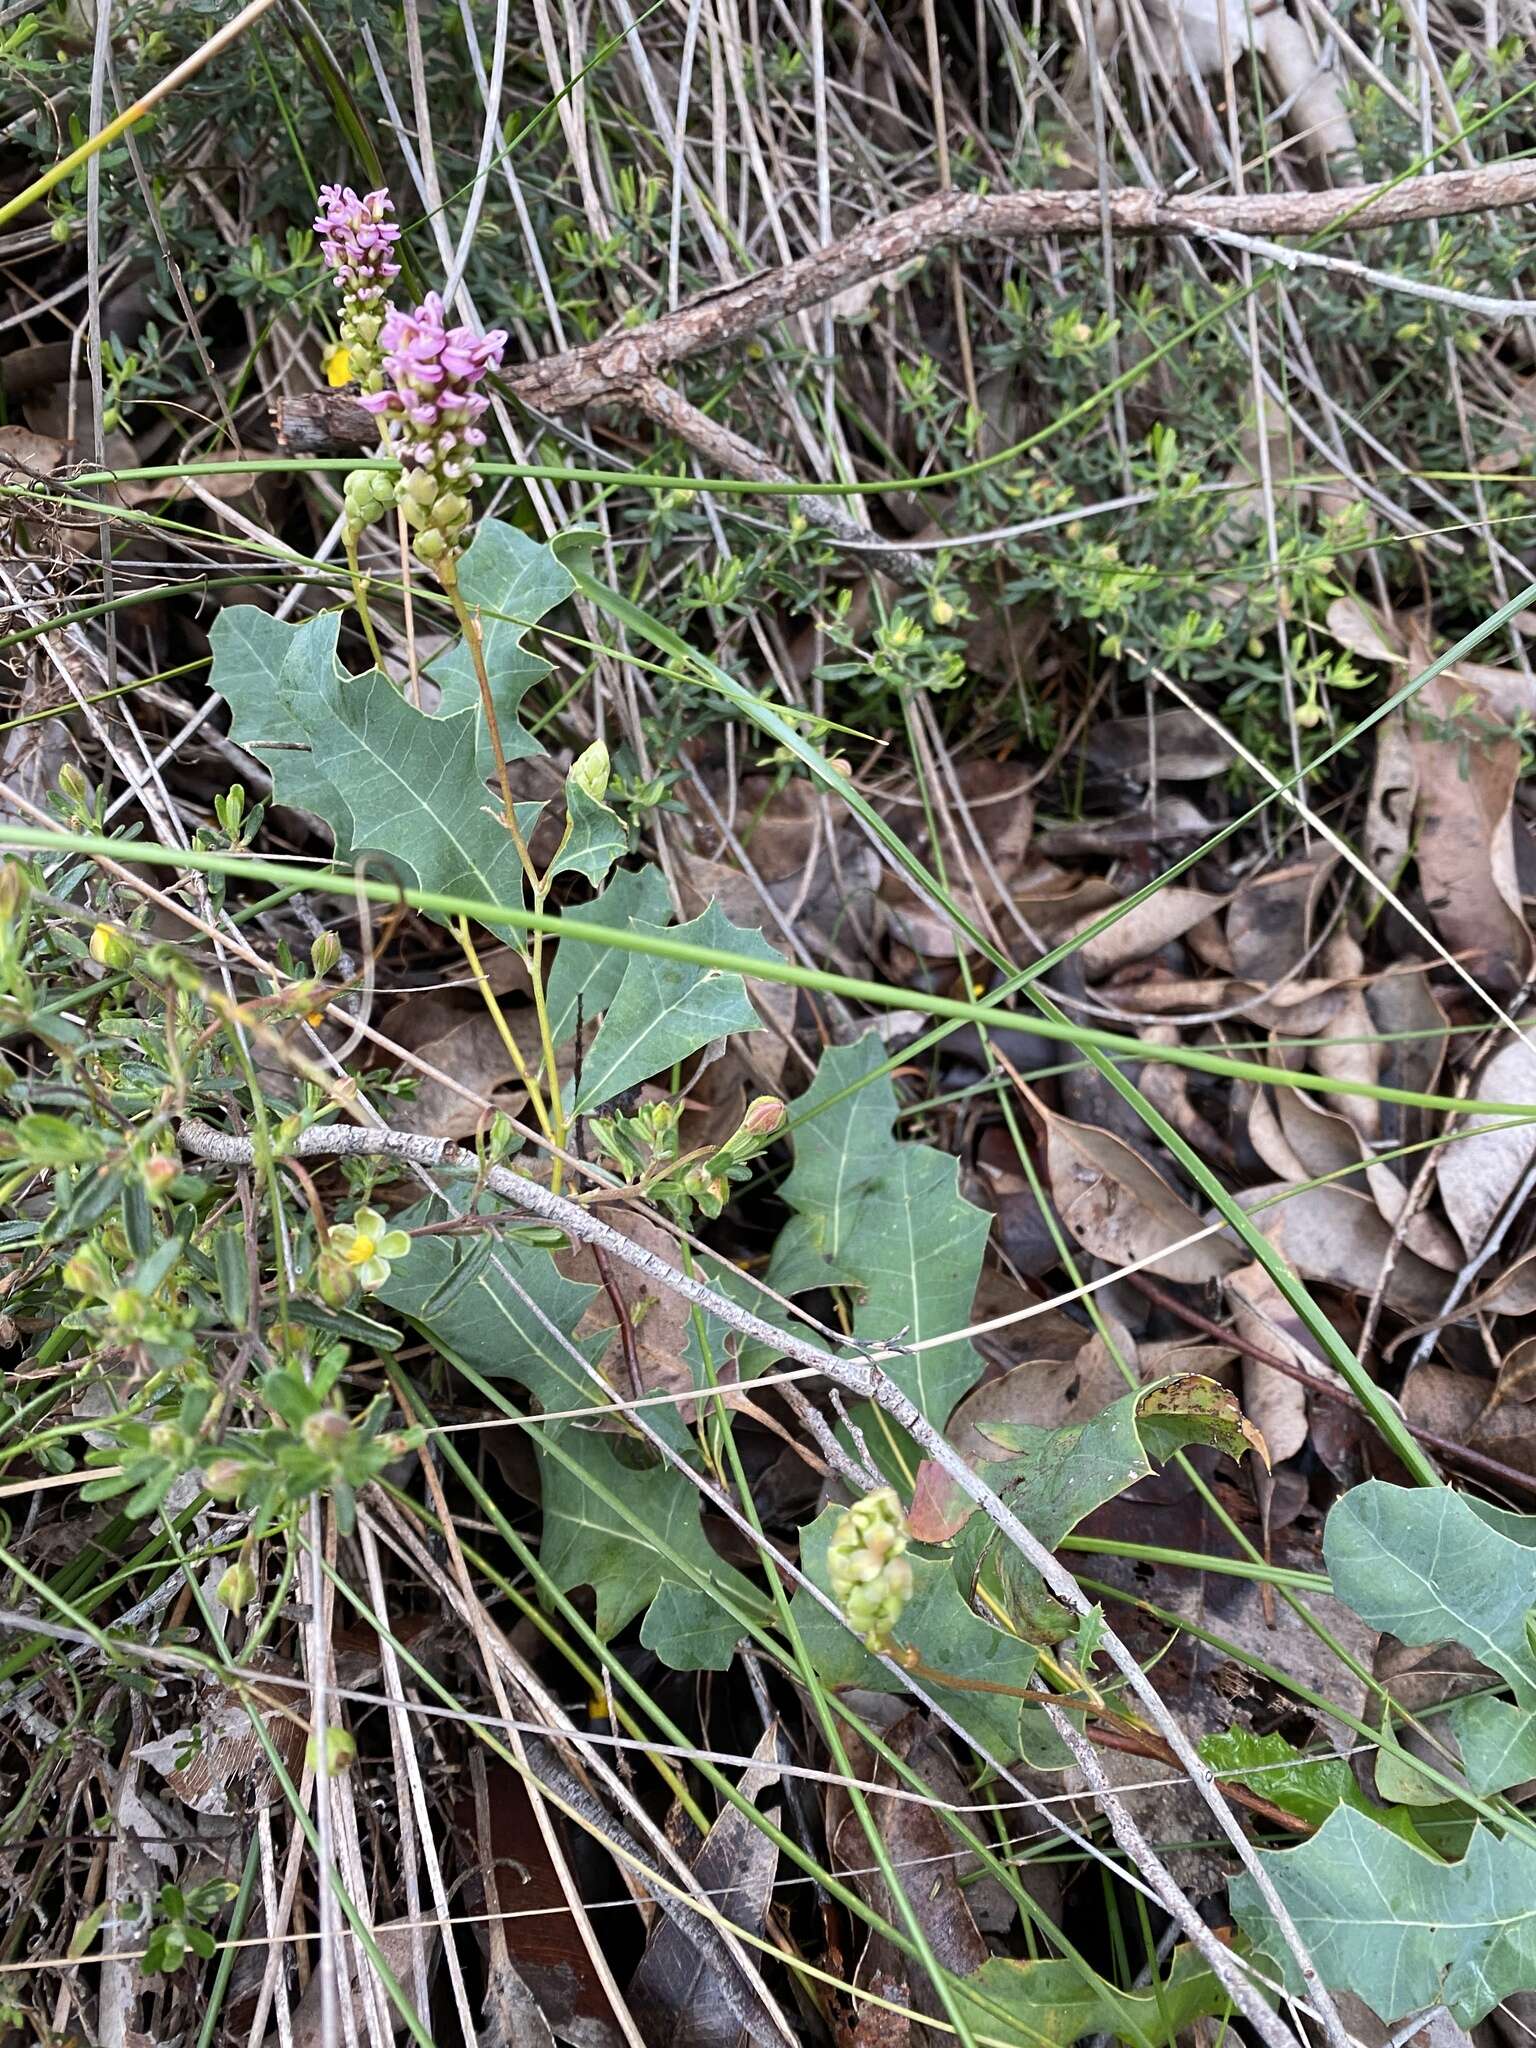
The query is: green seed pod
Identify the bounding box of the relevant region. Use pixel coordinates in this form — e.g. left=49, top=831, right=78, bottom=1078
left=827, top=1486, right=914, bottom=1653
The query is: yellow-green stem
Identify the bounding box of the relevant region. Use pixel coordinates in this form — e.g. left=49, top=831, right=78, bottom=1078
left=439, top=555, right=532, bottom=868
left=453, top=917, right=557, bottom=1148
left=342, top=530, right=387, bottom=675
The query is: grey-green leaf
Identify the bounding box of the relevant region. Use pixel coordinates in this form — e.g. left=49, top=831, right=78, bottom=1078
left=766, top=1034, right=991, bottom=1428
left=571, top=903, right=782, bottom=1113
left=536, top=1426, right=756, bottom=1641
left=1231, top=1806, right=1536, bottom=2025
left=1324, top=1481, right=1536, bottom=1703
left=426, top=517, right=573, bottom=769
left=545, top=864, right=673, bottom=1050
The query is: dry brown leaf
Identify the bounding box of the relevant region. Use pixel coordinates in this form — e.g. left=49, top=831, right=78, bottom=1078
left=558, top=1208, right=702, bottom=1414
left=1235, top=1183, right=1449, bottom=1315
left=1401, top=1361, right=1501, bottom=1450
left=1225, top=857, right=1336, bottom=986
left=829, top=1710, right=989, bottom=2012
left=1076, top=886, right=1226, bottom=980
left=1037, top=1104, right=1241, bottom=1283
left=1084, top=707, right=1234, bottom=782
left=384, top=998, right=552, bottom=1141
left=1223, top=1262, right=1336, bottom=1466
left=629, top=1724, right=784, bottom=2048
left=1436, top=1037, right=1536, bottom=1260
left=1411, top=675, right=1533, bottom=995
left=1366, top=711, right=1419, bottom=888
left=945, top=1322, right=1137, bottom=1463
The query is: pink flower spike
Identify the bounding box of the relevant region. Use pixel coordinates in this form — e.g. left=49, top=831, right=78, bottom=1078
left=366, top=292, right=508, bottom=567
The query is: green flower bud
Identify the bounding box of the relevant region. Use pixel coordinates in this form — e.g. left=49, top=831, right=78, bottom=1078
left=310, top=930, right=342, bottom=977
left=202, top=1457, right=248, bottom=1502
left=148, top=1423, right=188, bottom=1462
left=302, top=1409, right=351, bottom=1456
left=89, top=923, right=134, bottom=971
left=57, top=763, right=89, bottom=807
left=0, top=862, right=30, bottom=931
left=567, top=739, right=611, bottom=806
left=63, top=1245, right=112, bottom=1296
left=342, top=467, right=395, bottom=536
left=306, top=1724, right=357, bottom=1775
left=217, top=1560, right=257, bottom=1610
left=109, top=1288, right=147, bottom=1336
left=141, top=1152, right=179, bottom=1199
left=412, top=526, right=448, bottom=565
left=431, top=491, right=470, bottom=534
left=827, top=1486, right=914, bottom=1652
left=314, top=1248, right=357, bottom=1309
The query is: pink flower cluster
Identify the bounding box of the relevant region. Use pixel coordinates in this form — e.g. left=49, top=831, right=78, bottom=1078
left=360, top=293, right=508, bottom=565
left=314, top=185, right=401, bottom=390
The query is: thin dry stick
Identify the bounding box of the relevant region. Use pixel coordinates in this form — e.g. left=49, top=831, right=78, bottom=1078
left=276, top=161, right=1536, bottom=448
left=177, top=1113, right=1337, bottom=2048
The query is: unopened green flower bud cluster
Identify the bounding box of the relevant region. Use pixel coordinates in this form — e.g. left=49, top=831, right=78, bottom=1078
left=827, top=1486, right=914, bottom=1652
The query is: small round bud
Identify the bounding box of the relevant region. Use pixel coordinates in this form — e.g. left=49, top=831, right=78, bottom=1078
left=57, top=763, right=89, bottom=806
left=412, top=526, right=448, bottom=565
left=109, top=1288, right=147, bottom=1335
left=309, top=930, right=342, bottom=977
left=217, top=1560, right=257, bottom=1610
left=741, top=1097, right=785, bottom=1138
left=929, top=595, right=956, bottom=626
left=89, top=924, right=134, bottom=972
left=63, top=1247, right=111, bottom=1296
left=306, top=1725, right=357, bottom=1775
left=567, top=739, right=611, bottom=807
left=141, top=1152, right=179, bottom=1198
left=149, top=1423, right=187, bottom=1462
left=302, top=1409, right=351, bottom=1456
left=203, top=1458, right=248, bottom=1502
left=314, top=1249, right=357, bottom=1310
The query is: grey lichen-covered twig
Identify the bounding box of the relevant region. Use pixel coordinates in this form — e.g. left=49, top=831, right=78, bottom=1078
left=179, top=1111, right=1343, bottom=2048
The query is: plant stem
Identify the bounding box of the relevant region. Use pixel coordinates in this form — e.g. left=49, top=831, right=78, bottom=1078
left=453, top=916, right=556, bottom=1147
left=343, top=529, right=387, bottom=674
left=438, top=554, right=529, bottom=865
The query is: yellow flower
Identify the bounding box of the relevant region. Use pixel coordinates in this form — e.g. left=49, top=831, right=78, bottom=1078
left=324, top=342, right=353, bottom=389
left=327, top=1206, right=410, bottom=1291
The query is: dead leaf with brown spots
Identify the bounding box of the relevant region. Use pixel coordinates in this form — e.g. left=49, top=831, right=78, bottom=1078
left=1035, top=1102, right=1241, bottom=1283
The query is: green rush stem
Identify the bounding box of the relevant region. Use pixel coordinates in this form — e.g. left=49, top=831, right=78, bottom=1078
left=8, top=818, right=1536, bottom=1123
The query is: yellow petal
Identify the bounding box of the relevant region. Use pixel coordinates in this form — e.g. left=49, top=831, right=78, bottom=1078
left=324, top=344, right=353, bottom=390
